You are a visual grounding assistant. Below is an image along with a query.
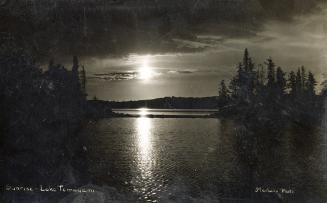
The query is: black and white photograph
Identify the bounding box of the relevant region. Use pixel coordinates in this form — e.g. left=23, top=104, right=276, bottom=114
left=1, top=0, right=327, bottom=202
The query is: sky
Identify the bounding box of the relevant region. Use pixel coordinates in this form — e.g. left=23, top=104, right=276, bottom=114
left=2, top=0, right=327, bottom=100
left=82, top=1, right=327, bottom=100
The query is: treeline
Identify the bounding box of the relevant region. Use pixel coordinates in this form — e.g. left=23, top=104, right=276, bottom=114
left=0, top=52, right=87, bottom=186
left=107, top=96, right=218, bottom=109
left=218, top=49, right=324, bottom=126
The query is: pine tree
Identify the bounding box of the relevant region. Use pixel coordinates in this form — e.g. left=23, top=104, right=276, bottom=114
left=229, top=63, right=243, bottom=99
left=257, top=64, right=265, bottom=86
left=71, top=56, right=81, bottom=92
left=296, top=68, right=302, bottom=96
left=276, top=67, right=286, bottom=97
left=265, top=58, right=275, bottom=90
left=288, top=71, right=297, bottom=97
left=243, top=48, right=250, bottom=71
left=301, top=66, right=307, bottom=90
left=306, top=71, right=317, bottom=97
left=229, top=49, right=257, bottom=103
left=72, top=56, right=79, bottom=75
left=255, top=64, right=265, bottom=98
left=80, top=65, right=87, bottom=96
left=218, top=80, right=229, bottom=106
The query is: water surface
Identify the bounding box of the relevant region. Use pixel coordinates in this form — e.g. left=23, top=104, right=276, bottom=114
left=81, top=111, right=326, bottom=202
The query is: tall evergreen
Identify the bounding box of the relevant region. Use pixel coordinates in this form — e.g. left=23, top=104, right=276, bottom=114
left=243, top=48, right=250, bottom=71
left=276, top=67, right=286, bottom=97
left=229, top=63, right=243, bottom=99
left=288, top=71, right=297, bottom=98
left=265, top=58, right=276, bottom=96
left=218, top=80, right=229, bottom=106
left=296, top=68, right=302, bottom=96
left=71, top=56, right=82, bottom=96
left=229, top=49, right=257, bottom=103
left=265, top=58, right=275, bottom=89
left=301, top=66, right=307, bottom=90
left=256, top=64, right=265, bottom=86
left=80, top=65, right=87, bottom=96
left=72, top=55, right=79, bottom=74
left=306, top=71, right=317, bottom=97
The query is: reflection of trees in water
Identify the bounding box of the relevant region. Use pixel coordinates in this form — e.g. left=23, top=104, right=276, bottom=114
left=81, top=120, right=136, bottom=191
left=215, top=118, right=326, bottom=201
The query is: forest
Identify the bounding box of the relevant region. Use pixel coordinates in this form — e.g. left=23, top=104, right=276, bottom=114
left=217, top=49, right=326, bottom=127
left=0, top=50, right=88, bottom=192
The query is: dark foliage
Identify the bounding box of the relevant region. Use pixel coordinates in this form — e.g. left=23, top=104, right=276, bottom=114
left=0, top=52, right=88, bottom=190
left=218, top=48, right=322, bottom=126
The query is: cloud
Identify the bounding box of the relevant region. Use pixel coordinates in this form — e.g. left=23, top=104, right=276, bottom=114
left=2, top=0, right=327, bottom=60
left=89, top=72, right=137, bottom=81
left=168, top=70, right=196, bottom=74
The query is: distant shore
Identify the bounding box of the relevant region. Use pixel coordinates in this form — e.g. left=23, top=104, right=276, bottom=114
left=111, top=112, right=217, bottom=119
left=86, top=97, right=220, bottom=118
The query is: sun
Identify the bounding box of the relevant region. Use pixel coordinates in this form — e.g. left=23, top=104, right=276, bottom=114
left=138, top=55, right=154, bottom=80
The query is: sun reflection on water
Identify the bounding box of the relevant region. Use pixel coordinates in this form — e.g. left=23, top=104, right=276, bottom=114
left=137, top=116, right=152, bottom=164
left=134, top=108, right=158, bottom=201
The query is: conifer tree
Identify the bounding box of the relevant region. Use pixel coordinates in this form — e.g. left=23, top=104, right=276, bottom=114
left=243, top=48, right=250, bottom=71
left=80, top=65, right=87, bottom=96
left=218, top=80, right=230, bottom=106
left=306, top=71, right=317, bottom=97
left=301, top=66, right=307, bottom=90
left=265, top=58, right=275, bottom=90
left=72, top=56, right=79, bottom=75
left=296, top=68, right=302, bottom=96
left=276, top=67, right=286, bottom=97
left=229, top=63, right=243, bottom=99
left=288, top=71, right=297, bottom=97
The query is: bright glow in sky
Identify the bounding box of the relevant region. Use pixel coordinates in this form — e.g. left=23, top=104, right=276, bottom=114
left=138, top=55, right=155, bottom=81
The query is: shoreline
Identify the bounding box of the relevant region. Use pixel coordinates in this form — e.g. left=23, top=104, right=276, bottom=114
left=110, top=113, right=218, bottom=119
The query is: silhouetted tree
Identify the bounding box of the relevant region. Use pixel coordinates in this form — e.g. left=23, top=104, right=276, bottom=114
left=301, top=66, right=307, bottom=90
left=72, top=55, right=79, bottom=75
left=243, top=48, right=250, bottom=71
left=276, top=67, right=286, bottom=98
left=306, top=71, right=317, bottom=98
left=229, top=63, right=243, bottom=100
left=229, top=49, right=257, bottom=104
left=218, top=80, right=229, bottom=107
left=288, top=71, right=297, bottom=98
left=296, top=68, right=302, bottom=96
left=265, top=58, right=275, bottom=90
left=80, top=65, right=87, bottom=97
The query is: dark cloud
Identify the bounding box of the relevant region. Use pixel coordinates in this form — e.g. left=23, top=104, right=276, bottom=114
left=89, top=72, right=137, bottom=81
left=1, top=0, right=326, bottom=60
left=168, top=70, right=195, bottom=74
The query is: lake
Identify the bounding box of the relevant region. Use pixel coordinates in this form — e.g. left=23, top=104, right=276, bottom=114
left=80, top=109, right=326, bottom=202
